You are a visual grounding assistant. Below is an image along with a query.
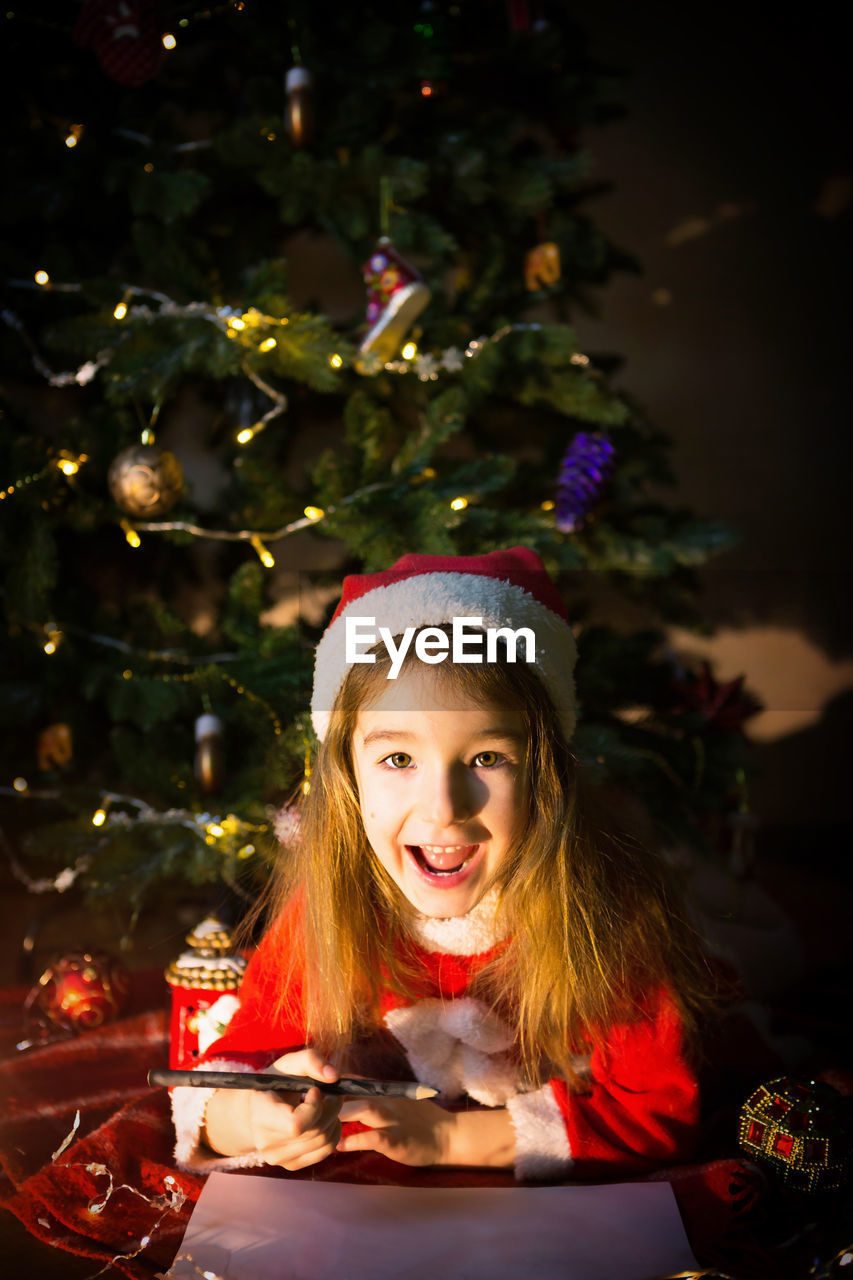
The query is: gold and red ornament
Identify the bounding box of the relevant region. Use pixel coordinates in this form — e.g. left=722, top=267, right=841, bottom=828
left=73, top=0, right=165, bottom=87
left=555, top=431, right=616, bottom=533
left=165, top=916, right=246, bottom=1069
left=25, top=951, right=130, bottom=1035
left=524, top=242, right=561, bottom=291
left=194, top=713, right=224, bottom=795
left=285, top=65, right=313, bottom=148
left=37, top=722, right=73, bottom=772
left=357, top=237, right=431, bottom=369
left=739, top=1076, right=850, bottom=1193
left=107, top=442, right=184, bottom=518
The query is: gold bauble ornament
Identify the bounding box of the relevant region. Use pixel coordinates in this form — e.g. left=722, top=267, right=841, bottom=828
left=107, top=444, right=183, bottom=517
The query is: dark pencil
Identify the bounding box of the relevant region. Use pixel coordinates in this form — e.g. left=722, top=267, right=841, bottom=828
left=148, top=1067, right=438, bottom=1099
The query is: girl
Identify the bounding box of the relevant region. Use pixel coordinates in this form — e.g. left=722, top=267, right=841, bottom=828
left=172, top=547, right=712, bottom=1182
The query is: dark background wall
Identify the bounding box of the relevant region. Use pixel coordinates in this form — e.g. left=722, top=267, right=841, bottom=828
left=564, top=2, right=852, bottom=846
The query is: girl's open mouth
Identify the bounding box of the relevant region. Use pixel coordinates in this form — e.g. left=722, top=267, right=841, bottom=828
left=405, top=843, right=482, bottom=887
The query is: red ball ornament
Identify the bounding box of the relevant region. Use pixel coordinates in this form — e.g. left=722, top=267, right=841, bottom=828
left=26, top=951, right=130, bottom=1034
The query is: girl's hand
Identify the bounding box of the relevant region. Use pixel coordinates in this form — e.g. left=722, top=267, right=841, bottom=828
left=337, top=1098, right=516, bottom=1169
left=336, top=1097, right=455, bottom=1166
left=203, top=1048, right=343, bottom=1172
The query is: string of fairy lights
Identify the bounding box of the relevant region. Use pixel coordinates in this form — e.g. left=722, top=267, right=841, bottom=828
left=3, top=283, right=585, bottom=568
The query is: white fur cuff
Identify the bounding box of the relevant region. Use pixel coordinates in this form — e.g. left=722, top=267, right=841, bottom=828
left=171, top=1058, right=268, bottom=1174
left=507, top=1085, right=573, bottom=1182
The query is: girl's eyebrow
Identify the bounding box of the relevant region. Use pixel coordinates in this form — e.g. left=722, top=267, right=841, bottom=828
left=360, top=726, right=523, bottom=747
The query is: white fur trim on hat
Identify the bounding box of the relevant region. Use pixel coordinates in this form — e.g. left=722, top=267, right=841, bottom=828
left=507, top=1085, right=574, bottom=1181
left=171, top=1057, right=269, bottom=1174
left=311, top=570, right=577, bottom=742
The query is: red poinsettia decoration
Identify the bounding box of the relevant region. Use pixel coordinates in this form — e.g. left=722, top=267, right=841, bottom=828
left=669, top=661, right=761, bottom=733
left=74, top=0, right=165, bottom=87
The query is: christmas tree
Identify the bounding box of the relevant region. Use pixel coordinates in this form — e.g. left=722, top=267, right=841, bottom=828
left=0, top=0, right=753, bottom=924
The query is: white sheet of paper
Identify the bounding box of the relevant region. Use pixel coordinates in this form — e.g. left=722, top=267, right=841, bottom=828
left=166, top=1172, right=698, bottom=1280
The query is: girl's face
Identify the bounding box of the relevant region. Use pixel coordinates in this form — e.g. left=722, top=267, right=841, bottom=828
left=351, top=665, right=527, bottom=919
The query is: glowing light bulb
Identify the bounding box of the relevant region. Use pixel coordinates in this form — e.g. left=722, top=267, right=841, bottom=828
left=65, top=133, right=78, bottom=149
left=113, top=301, right=127, bottom=320
left=301, top=778, right=311, bottom=795
left=258, top=336, right=277, bottom=352
left=401, top=342, right=417, bottom=360
left=329, top=353, right=343, bottom=368
left=121, top=520, right=141, bottom=548
left=34, top=270, right=50, bottom=286
left=231, top=317, right=245, bottom=330
left=450, top=496, right=468, bottom=511
left=250, top=535, right=275, bottom=567
left=58, top=459, right=79, bottom=476
left=162, top=32, right=177, bottom=49
left=43, top=640, right=57, bottom=655
left=236, top=427, right=255, bottom=445
left=92, top=809, right=107, bottom=827
left=540, top=499, right=555, bottom=511
left=303, top=505, right=324, bottom=521
left=122, top=669, right=133, bottom=679
left=207, top=823, right=225, bottom=838
left=420, top=81, right=434, bottom=97
left=13, top=777, right=28, bottom=792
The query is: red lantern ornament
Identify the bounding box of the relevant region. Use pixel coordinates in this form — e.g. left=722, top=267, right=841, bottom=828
left=165, top=917, right=246, bottom=1069
left=25, top=951, right=130, bottom=1034
left=73, top=0, right=166, bottom=88
left=357, top=238, right=431, bottom=370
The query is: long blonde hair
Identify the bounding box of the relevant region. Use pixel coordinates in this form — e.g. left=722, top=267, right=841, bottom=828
left=262, top=632, right=715, bottom=1089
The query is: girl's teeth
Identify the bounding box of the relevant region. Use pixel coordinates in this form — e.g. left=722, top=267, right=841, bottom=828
left=415, top=844, right=476, bottom=872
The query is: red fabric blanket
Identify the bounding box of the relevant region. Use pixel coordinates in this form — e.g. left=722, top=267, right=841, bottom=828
left=0, top=975, right=788, bottom=1279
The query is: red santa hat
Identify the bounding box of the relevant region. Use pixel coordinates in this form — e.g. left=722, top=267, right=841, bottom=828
left=311, top=546, right=577, bottom=742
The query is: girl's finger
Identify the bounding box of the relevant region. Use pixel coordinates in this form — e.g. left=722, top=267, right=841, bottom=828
left=291, top=1087, right=341, bottom=1134
left=336, top=1128, right=388, bottom=1156
left=271, top=1047, right=339, bottom=1084
left=338, top=1098, right=390, bottom=1126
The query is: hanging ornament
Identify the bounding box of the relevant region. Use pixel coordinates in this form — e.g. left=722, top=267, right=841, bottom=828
left=194, top=713, right=224, bottom=795
left=739, top=1076, right=850, bottom=1193
left=274, top=803, right=303, bottom=849
left=73, top=0, right=165, bottom=87
left=669, top=662, right=761, bottom=733
left=357, top=237, right=431, bottom=369
left=165, top=916, right=246, bottom=1068
left=24, top=951, right=130, bottom=1036
left=524, top=242, right=561, bottom=291
left=285, top=65, right=314, bottom=148
left=107, top=443, right=183, bottom=518
left=37, top=722, right=73, bottom=772
left=555, top=431, right=615, bottom=532
left=506, top=0, right=531, bottom=31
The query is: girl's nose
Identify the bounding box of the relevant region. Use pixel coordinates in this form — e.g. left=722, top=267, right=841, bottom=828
left=417, top=764, right=477, bottom=827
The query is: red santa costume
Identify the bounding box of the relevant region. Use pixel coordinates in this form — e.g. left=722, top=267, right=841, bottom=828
left=171, top=887, right=699, bottom=1182
left=170, top=547, right=700, bottom=1181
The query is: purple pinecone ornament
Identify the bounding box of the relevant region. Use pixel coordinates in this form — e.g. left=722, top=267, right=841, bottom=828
left=555, top=431, right=616, bottom=532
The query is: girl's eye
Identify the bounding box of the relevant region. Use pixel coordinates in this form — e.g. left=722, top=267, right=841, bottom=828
left=383, top=752, right=412, bottom=769
left=473, top=750, right=502, bottom=768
